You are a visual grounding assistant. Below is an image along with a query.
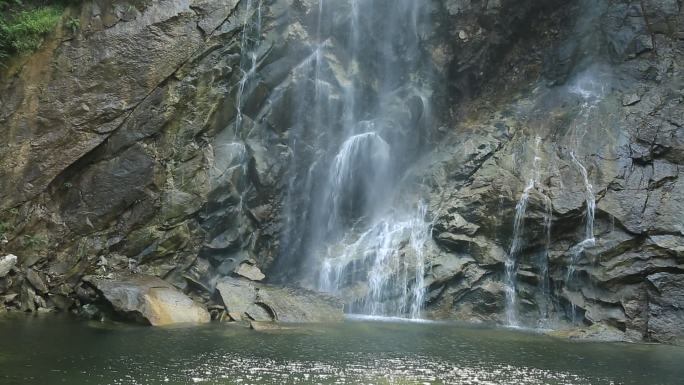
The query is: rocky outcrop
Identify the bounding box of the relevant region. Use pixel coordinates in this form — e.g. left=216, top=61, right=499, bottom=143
left=0, top=0, right=283, bottom=313
left=234, top=261, right=265, bottom=281
left=216, top=277, right=344, bottom=323
left=83, top=274, right=210, bottom=326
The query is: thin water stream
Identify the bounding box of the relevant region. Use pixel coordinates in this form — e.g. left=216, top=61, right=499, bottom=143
left=504, top=136, right=544, bottom=326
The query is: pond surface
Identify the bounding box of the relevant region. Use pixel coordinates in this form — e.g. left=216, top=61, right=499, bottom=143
left=0, top=314, right=683, bottom=385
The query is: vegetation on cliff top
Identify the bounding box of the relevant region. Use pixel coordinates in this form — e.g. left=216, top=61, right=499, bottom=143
left=0, top=1, right=80, bottom=64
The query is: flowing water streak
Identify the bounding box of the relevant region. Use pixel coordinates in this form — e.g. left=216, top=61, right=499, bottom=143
left=409, top=200, right=429, bottom=318
left=565, top=72, right=601, bottom=280
left=325, top=132, right=391, bottom=233
left=564, top=69, right=604, bottom=320
left=275, top=44, right=337, bottom=278
left=538, top=194, right=553, bottom=325
left=565, top=157, right=596, bottom=324
left=505, top=136, right=543, bottom=327
left=234, top=0, right=263, bottom=136
left=567, top=151, right=596, bottom=281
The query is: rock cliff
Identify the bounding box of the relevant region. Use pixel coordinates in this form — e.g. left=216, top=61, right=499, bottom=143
left=0, top=0, right=682, bottom=343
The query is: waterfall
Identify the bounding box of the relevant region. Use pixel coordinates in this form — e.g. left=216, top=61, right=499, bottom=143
left=505, top=136, right=543, bottom=327
left=210, top=0, right=263, bottom=210
left=565, top=69, right=602, bottom=282
left=277, top=0, right=436, bottom=318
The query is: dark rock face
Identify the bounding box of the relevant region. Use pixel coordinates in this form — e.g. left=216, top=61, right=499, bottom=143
left=647, top=273, right=684, bottom=344
left=0, top=0, right=681, bottom=343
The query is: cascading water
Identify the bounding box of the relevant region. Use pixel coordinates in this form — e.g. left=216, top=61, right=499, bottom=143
left=567, top=151, right=596, bottom=274
left=210, top=0, right=263, bottom=209
left=324, top=132, right=391, bottom=233
left=234, top=0, right=263, bottom=137
left=565, top=70, right=604, bottom=281
left=504, top=136, right=544, bottom=327
left=559, top=70, right=605, bottom=322
left=277, top=0, right=437, bottom=319
left=538, top=194, right=553, bottom=326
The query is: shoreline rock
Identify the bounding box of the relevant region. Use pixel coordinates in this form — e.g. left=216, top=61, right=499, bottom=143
left=216, top=277, right=344, bottom=323
left=83, top=274, right=210, bottom=326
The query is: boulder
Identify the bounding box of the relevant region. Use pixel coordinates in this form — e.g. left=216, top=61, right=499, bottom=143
left=216, top=277, right=344, bottom=323
left=234, top=262, right=266, bottom=281
left=26, top=269, right=48, bottom=294
left=84, top=274, right=210, bottom=326
left=0, top=255, right=17, bottom=278
left=256, top=285, right=345, bottom=323
left=214, top=277, right=271, bottom=321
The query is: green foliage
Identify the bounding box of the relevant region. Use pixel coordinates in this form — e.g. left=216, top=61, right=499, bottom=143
left=65, top=16, right=79, bottom=33
left=0, top=221, right=11, bottom=239
left=23, top=234, right=47, bottom=248
left=0, top=1, right=75, bottom=64
left=1, top=7, right=62, bottom=54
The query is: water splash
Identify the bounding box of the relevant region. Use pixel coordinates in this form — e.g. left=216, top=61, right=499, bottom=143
left=318, top=201, right=431, bottom=318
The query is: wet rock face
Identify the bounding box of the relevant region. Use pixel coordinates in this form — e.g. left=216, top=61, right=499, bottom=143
left=0, top=0, right=552, bottom=309
left=0, top=0, right=681, bottom=344
left=421, top=0, right=684, bottom=343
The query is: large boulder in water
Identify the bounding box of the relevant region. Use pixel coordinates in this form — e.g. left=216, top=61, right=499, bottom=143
left=216, top=277, right=344, bottom=323
left=84, top=274, right=210, bottom=326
